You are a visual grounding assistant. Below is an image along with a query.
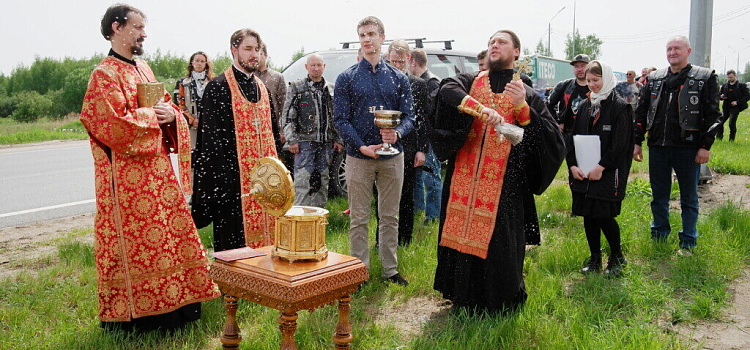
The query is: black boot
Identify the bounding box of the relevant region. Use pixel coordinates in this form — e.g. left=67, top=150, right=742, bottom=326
left=604, top=254, right=627, bottom=277
left=580, top=255, right=601, bottom=274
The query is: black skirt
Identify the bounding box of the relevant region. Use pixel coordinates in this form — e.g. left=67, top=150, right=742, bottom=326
left=571, top=192, right=622, bottom=218
left=100, top=302, right=202, bottom=333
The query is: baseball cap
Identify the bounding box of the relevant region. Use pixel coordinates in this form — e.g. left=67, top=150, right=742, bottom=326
left=570, top=54, right=591, bottom=65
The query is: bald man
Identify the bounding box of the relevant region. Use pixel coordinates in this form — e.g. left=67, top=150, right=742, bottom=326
left=282, top=54, right=343, bottom=207
left=633, top=36, right=721, bottom=255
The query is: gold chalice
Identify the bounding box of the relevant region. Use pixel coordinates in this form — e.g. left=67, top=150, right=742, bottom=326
left=370, top=108, right=402, bottom=156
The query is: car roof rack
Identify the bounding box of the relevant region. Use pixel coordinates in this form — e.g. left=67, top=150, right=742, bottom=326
left=340, top=38, right=454, bottom=50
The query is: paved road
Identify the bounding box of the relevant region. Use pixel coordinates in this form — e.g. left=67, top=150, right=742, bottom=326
left=0, top=141, right=96, bottom=228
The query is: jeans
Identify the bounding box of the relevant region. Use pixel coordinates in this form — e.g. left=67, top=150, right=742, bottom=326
left=413, top=146, right=443, bottom=220
left=648, top=146, right=700, bottom=248
left=293, top=141, right=332, bottom=208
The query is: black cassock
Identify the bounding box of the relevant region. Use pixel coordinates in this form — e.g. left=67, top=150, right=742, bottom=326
left=191, top=66, right=269, bottom=252
left=431, top=70, right=565, bottom=312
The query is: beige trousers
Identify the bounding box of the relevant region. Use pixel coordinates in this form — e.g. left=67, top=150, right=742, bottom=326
left=345, top=153, right=404, bottom=278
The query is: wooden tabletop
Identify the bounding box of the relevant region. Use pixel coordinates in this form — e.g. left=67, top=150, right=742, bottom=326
left=210, top=246, right=368, bottom=311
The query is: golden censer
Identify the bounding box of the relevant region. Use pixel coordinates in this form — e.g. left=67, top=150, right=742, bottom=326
left=247, top=157, right=329, bottom=262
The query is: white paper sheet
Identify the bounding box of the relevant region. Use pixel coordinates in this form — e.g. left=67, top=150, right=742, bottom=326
left=573, top=135, right=601, bottom=176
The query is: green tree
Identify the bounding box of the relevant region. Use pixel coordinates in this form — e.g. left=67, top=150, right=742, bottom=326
left=144, top=50, right=187, bottom=83
left=0, top=96, right=17, bottom=118
left=741, top=62, right=750, bottom=83
left=55, top=67, right=93, bottom=116
left=0, top=75, right=8, bottom=97
left=535, top=39, right=553, bottom=57
left=564, top=30, right=603, bottom=60
left=212, top=53, right=232, bottom=75
left=11, top=91, right=53, bottom=122
left=286, top=47, right=305, bottom=70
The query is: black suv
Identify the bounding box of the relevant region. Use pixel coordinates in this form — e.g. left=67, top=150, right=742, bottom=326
left=281, top=41, right=480, bottom=197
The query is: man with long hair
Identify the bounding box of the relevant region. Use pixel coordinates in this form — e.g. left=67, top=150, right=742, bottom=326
left=191, top=29, right=278, bottom=251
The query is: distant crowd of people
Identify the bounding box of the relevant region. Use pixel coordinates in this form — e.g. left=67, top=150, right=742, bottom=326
left=80, top=2, right=748, bottom=333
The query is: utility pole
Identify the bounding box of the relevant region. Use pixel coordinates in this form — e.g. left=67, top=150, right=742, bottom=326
left=689, top=0, right=713, bottom=67
left=571, top=0, right=576, bottom=57
left=689, top=0, right=714, bottom=183
left=548, top=7, right=565, bottom=56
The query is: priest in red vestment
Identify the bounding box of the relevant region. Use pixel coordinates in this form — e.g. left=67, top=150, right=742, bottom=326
left=432, top=30, right=565, bottom=313
left=191, top=29, right=278, bottom=251
left=80, top=4, right=220, bottom=331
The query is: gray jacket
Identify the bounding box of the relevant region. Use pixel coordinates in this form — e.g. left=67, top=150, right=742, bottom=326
left=282, top=77, right=341, bottom=144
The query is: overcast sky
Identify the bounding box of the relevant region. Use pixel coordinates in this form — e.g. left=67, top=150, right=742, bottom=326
left=2, top=0, right=749, bottom=76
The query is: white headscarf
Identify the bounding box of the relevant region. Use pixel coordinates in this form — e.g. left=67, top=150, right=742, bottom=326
left=588, top=60, right=617, bottom=106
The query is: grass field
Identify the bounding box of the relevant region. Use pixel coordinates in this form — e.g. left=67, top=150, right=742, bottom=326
left=1, top=113, right=749, bottom=349
left=0, top=116, right=87, bottom=145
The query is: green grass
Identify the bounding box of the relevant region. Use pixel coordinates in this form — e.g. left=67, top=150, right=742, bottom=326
left=2, top=191, right=749, bottom=349
left=2, top=111, right=750, bottom=349
left=0, top=115, right=88, bottom=145
left=690, top=109, right=750, bottom=175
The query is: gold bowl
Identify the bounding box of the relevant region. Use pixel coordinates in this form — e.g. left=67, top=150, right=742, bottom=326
left=372, top=109, right=402, bottom=129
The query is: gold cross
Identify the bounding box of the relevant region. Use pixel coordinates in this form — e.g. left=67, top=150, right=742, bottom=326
left=513, top=57, right=533, bottom=81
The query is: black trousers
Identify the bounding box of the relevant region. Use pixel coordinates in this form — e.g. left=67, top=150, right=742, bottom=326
left=717, top=106, right=740, bottom=141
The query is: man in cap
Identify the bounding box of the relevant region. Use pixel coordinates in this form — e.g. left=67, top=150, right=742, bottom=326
left=546, top=53, right=591, bottom=131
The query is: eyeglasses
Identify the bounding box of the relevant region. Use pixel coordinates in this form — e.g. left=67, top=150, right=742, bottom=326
left=626, top=73, right=635, bottom=76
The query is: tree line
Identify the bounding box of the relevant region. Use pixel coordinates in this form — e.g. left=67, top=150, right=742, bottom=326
left=0, top=49, right=298, bottom=123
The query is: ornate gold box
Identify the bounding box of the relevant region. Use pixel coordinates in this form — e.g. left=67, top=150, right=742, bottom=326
left=273, top=206, right=329, bottom=262
left=247, top=157, right=329, bottom=263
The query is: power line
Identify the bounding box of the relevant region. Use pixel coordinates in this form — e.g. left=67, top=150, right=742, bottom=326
left=584, top=4, right=750, bottom=42
left=598, top=4, right=750, bottom=40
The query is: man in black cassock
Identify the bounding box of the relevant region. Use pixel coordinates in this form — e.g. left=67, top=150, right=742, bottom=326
left=431, top=30, right=565, bottom=313
left=191, top=29, right=277, bottom=251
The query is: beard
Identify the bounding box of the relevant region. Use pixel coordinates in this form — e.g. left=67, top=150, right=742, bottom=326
left=130, top=38, right=144, bottom=56
left=488, top=56, right=513, bottom=72
left=238, top=57, right=258, bottom=73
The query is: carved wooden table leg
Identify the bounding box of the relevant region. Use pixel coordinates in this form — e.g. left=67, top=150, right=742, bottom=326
left=278, top=310, right=299, bottom=350
left=220, top=295, right=242, bottom=350
left=333, top=294, right=353, bottom=349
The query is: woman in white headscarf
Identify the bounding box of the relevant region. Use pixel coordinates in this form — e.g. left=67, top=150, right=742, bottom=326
left=565, top=60, right=634, bottom=277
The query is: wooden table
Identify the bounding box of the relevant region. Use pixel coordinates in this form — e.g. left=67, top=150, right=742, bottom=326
left=209, top=246, right=369, bottom=350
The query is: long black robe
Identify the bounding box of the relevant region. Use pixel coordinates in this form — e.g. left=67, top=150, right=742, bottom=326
left=432, top=69, right=565, bottom=312
left=191, top=66, right=268, bottom=252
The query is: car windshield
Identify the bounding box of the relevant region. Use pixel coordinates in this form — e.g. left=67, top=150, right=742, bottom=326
left=427, top=54, right=462, bottom=79
left=282, top=51, right=358, bottom=84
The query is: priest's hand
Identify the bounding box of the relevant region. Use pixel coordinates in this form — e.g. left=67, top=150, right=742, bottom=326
left=289, top=143, right=300, bottom=154
left=414, top=151, right=425, bottom=167
left=633, top=145, right=643, bottom=162
left=360, top=145, right=381, bottom=159
left=380, top=128, right=398, bottom=144
left=588, top=165, right=605, bottom=181
left=570, top=166, right=586, bottom=181
left=154, top=102, right=176, bottom=124
left=505, top=80, right=526, bottom=107
left=481, top=107, right=503, bottom=125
